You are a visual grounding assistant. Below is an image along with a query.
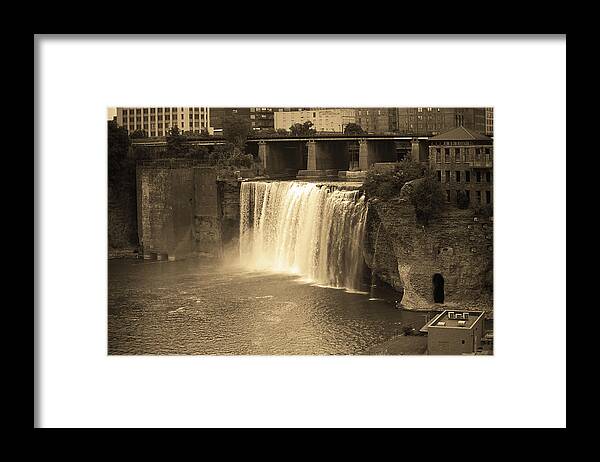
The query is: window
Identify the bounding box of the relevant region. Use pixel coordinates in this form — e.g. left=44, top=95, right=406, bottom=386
left=475, top=148, right=481, bottom=160
left=465, top=190, right=470, bottom=202
left=486, top=191, right=491, bottom=204
left=455, top=148, right=461, bottom=161
left=476, top=190, right=482, bottom=203
left=445, top=148, right=450, bottom=162
left=456, top=171, right=461, bottom=182
left=465, top=171, right=471, bottom=182
left=445, top=171, right=450, bottom=183
left=486, top=171, right=492, bottom=182
left=437, top=170, right=442, bottom=182
left=476, top=171, right=482, bottom=183
left=446, top=190, right=451, bottom=202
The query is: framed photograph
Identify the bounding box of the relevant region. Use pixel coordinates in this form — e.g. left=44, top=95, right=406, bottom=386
left=35, top=34, right=566, bottom=428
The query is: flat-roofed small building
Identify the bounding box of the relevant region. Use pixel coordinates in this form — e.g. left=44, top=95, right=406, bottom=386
left=421, top=310, right=485, bottom=355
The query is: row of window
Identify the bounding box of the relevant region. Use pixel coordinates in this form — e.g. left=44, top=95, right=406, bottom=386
left=437, top=170, right=492, bottom=183
left=124, top=121, right=205, bottom=130
left=121, top=108, right=207, bottom=116
left=446, top=189, right=492, bottom=204
left=434, top=147, right=492, bottom=163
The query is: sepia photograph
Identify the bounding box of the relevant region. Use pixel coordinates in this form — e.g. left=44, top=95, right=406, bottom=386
left=108, top=106, right=494, bottom=355
left=36, top=34, right=565, bottom=429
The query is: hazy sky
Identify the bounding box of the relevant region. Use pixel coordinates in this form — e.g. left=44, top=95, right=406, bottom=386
left=107, top=107, right=117, bottom=120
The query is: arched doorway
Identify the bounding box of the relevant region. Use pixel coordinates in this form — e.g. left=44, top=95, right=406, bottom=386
left=433, top=273, right=445, bottom=303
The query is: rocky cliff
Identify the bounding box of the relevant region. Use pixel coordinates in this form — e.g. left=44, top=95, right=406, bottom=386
left=363, top=181, right=493, bottom=313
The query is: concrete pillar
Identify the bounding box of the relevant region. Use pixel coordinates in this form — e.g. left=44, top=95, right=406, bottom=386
left=307, top=140, right=317, bottom=170
left=258, top=141, right=268, bottom=169
left=359, top=139, right=370, bottom=170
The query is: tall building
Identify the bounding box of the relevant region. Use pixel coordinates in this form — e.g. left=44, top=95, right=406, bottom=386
left=274, top=108, right=356, bottom=133
left=397, top=108, right=487, bottom=136
left=485, top=107, right=494, bottom=136
left=355, top=108, right=397, bottom=134
left=249, top=107, right=275, bottom=131
left=428, top=126, right=493, bottom=207
left=116, top=107, right=210, bottom=137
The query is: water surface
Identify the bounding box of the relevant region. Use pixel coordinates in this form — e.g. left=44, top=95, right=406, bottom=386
left=108, top=258, right=428, bottom=355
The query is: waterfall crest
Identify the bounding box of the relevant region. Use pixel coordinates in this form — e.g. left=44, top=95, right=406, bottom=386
left=240, top=181, right=368, bottom=292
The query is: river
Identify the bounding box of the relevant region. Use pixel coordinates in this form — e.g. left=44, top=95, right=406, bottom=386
left=108, top=258, right=429, bottom=355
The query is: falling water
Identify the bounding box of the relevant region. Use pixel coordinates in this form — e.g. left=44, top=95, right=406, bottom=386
left=239, top=181, right=369, bottom=292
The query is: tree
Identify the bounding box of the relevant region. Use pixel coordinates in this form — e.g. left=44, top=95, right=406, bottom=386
left=289, top=121, right=316, bottom=137
left=410, top=173, right=445, bottom=225
left=344, top=123, right=364, bottom=135
left=363, top=159, right=425, bottom=200
left=108, top=120, right=131, bottom=188
left=166, top=126, right=188, bottom=157
left=222, top=113, right=251, bottom=153
left=130, top=129, right=148, bottom=139
left=276, top=129, right=288, bottom=136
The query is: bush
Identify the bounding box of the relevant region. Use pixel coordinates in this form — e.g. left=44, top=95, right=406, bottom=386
left=456, top=190, right=470, bottom=209
left=363, top=159, right=425, bottom=200
left=475, top=204, right=494, bottom=218
left=410, top=173, right=445, bottom=225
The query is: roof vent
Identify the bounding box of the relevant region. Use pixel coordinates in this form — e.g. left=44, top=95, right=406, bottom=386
left=458, top=320, right=467, bottom=327
left=437, top=321, right=446, bottom=326
left=448, top=312, right=455, bottom=319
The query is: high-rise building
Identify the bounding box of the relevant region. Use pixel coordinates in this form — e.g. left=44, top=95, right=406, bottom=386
left=249, top=108, right=275, bottom=131
left=397, top=108, right=487, bottom=136
left=355, top=108, right=397, bottom=134
left=485, top=107, right=494, bottom=136
left=116, top=107, right=210, bottom=137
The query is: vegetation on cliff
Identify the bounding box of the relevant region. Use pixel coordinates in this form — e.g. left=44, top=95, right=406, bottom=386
left=363, top=159, right=444, bottom=225
left=363, top=159, right=425, bottom=200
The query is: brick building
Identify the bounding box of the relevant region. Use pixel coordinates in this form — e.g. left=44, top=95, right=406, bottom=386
left=397, top=107, right=487, bottom=136
left=355, top=108, right=397, bottom=134
left=428, top=126, right=493, bottom=207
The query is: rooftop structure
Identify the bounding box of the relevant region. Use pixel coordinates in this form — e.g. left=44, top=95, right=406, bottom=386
left=422, top=310, right=486, bottom=355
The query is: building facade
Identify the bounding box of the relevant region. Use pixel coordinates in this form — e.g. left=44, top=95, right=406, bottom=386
left=428, top=126, right=493, bottom=207
left=274, top=108, right=356, bottom=133
left=355, top=108, right=397, bottom=134
left=116, top=107, right=210, bottom=137
left=397, top=107, right=487, bottom=136
left=485, top=107, right=494, bottom=136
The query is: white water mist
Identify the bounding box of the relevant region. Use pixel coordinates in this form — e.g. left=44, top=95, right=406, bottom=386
left=239, top=181, right=368, bottom=292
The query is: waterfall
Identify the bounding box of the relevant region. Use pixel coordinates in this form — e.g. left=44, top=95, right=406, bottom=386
left=240, top=181, right=368, bottom=292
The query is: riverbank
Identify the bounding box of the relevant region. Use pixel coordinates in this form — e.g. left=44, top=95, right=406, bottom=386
left=361, top=334, right=428, bottom=355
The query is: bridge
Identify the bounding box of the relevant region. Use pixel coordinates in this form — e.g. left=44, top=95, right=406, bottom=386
left=131, top=133, right=431, bottom=179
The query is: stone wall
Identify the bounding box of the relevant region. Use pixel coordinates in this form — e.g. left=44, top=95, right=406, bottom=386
left=135, top=162, right=243, bottom=259
left=364, top=182, right=493, bottom=313
left=108, top=185, right=138, bottom=250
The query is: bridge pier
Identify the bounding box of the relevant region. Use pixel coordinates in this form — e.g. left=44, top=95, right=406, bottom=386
left=298, top=140, right=350, bottom=180
left=259, top=140, right=305, bottom=177
left=358, top=139, right=397, bottom=170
